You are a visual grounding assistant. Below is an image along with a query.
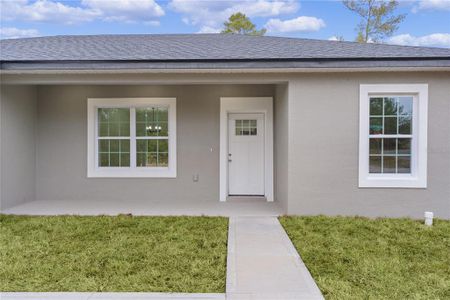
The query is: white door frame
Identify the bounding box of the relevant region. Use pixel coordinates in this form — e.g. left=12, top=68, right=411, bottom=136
left=220, top=97, right=273, bottom=202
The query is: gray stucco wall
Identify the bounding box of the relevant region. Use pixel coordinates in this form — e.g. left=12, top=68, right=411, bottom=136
left=0, top=85, right=37, bottom=209
left=287, top=72, right=450, bottom=219
left=275, top=84, right=289, bottom=212
left=2, top=71, right=449, bottom=219
left=35, top=84, right=275, bottom=204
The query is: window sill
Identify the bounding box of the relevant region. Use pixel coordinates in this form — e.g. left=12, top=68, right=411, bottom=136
left=359, top=175, right=427, bottom=188
left=87, top=168, right=177, bottom=178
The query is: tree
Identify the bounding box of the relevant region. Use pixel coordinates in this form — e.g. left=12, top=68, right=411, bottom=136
left=331, top=35, right=346, bottom=41
left=343, top=0, right=405, bottom=43
left=221, top=12, right=266, bottom=36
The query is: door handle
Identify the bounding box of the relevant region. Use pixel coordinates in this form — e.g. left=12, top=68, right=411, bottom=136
left=228, top=153, right=232, bottom=162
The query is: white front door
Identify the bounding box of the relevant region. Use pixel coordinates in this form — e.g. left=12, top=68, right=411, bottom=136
left=228, top=113, right=265, bottom=196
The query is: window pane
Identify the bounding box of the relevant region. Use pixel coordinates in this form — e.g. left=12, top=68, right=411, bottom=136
left=99, top=123, right=109, bottom=136
left=136, top=122, right=146, bottom=136
left=110, top=140, right=119, bottom=152
left=235, top=120, right=257, bottom=136
left=136, top=108, right=168, bottom=137
left=159, top=153, right=169, bottom=167
left=99, top=153, right=109, bottom=167
left=136, top=139, right=169, bottom=167
left=370, top=117, right=382, bottom=134
left=136, top=140, right=145, bottom=152
left=369, top=156, right=382, bottom=173
left=118, top=108, right=130, bottom=122
left=120, top=140, right=130, bottom=153
left=159, top=139, right=168, bottom=152
left=109, top=123, right=120, bottom=136
left=398, top=138, right=411, bottom=155
left=109, top=109, right=120, bottom=122
left=398, top=97, right=413, bottom=115
left=159, top=122, right=168, bottom=136
left=399, top=116, right=412, bottom=134
left=383, top=156, right=396, bottom=173
left=98, top=108, right=130, bottom=137
left=148, top=140, right=157, bottom=152
left=136, top=140, right=148, bottom=153
left=157, top=108, right=168, bottom=121
left=109, top=153, right=120, bottom=167
left=136, top=109, right=145, bottom=122
left=383, top=138, right=396, bottom=155
left=146, top=123, right=158, bottom=137
left=370, top=98, right=383, bottom=115
left=120, top=122, right=130, bottom=136
left=384, top=97, right=397, bottom=115
left=384, top=117, right=397, bottom=134
left=370, top=138, right=382, bottom=154
left=98, top=110, right=109, bottom=122
left=147, top=153, right=158, bottom=167
left=136, top=153, right=146, bottom=167
left=136, top=108, right=154, bottom=122
left=121, top=153, right=130, bottom=167
left=99, top=140, right=109, bottom=152
left=98, top=139, right=129, bottom=167
left=398, top=156, right=411, bottom=173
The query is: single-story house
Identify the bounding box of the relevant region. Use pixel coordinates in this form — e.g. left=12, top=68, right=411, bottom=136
left=1, top=34, right=449, bottom=218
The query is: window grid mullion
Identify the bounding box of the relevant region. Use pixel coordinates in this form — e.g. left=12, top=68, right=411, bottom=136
left=97, top=136, right=130, bottom=139
left=369, top=134, right=412, bottom=138
left=136, top=136, right=168, bottom=140
left=382, top=99, right=385, bottom=135
left=395, top=137, right=399, bottom=174
left=381, top=138, right=384, bottom=173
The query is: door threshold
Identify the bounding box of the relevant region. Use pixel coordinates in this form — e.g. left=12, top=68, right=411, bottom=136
left=227, top=195, right=267, bottom=202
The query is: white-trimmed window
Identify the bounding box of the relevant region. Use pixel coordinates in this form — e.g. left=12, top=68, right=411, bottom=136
left=359, top=84, right=427, bottom=188
left=87, top=98, right=176, bottom=178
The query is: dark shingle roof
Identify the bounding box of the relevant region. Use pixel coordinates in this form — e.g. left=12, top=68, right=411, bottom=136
left=1, top=34, right=450, bottom=70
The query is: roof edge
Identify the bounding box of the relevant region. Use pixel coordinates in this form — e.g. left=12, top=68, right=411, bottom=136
left=2, top=58, right=450, bottom=72
left=2, top=66, right=450, bottom=77
left=3, top=56, right=450, bottom=64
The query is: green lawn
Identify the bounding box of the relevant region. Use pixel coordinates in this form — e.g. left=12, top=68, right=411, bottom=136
left=0, top=215, right=228, bottom=292
left=280, top=216, right=450, bottom=300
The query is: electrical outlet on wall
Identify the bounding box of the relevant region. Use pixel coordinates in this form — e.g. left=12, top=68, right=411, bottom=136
left=193, top=174, right=199, bottom=182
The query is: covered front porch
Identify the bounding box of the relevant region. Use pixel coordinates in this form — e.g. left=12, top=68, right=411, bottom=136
left=1, top=82, right=289, bottom=216
left=1, top=197, right=283, bottom=216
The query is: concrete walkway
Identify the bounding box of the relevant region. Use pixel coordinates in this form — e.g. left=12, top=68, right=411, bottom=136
left=226, top=217, right=324, bottom=300
left=1, top=217, right=323, bottom=300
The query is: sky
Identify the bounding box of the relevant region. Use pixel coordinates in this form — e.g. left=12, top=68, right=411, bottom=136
left=1, top=0, right=449, bottom=47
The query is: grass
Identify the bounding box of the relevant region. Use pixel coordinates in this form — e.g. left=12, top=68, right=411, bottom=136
left=280, top=216, right=450, bottom=300
left=0, top=214, right=228, bottom=292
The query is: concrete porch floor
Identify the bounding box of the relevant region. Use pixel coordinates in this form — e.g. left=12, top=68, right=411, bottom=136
left=1, top=197, right=284, bottom=217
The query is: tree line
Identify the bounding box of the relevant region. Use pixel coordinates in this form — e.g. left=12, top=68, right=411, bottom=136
left=221, top=0, right=405, bottom=43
